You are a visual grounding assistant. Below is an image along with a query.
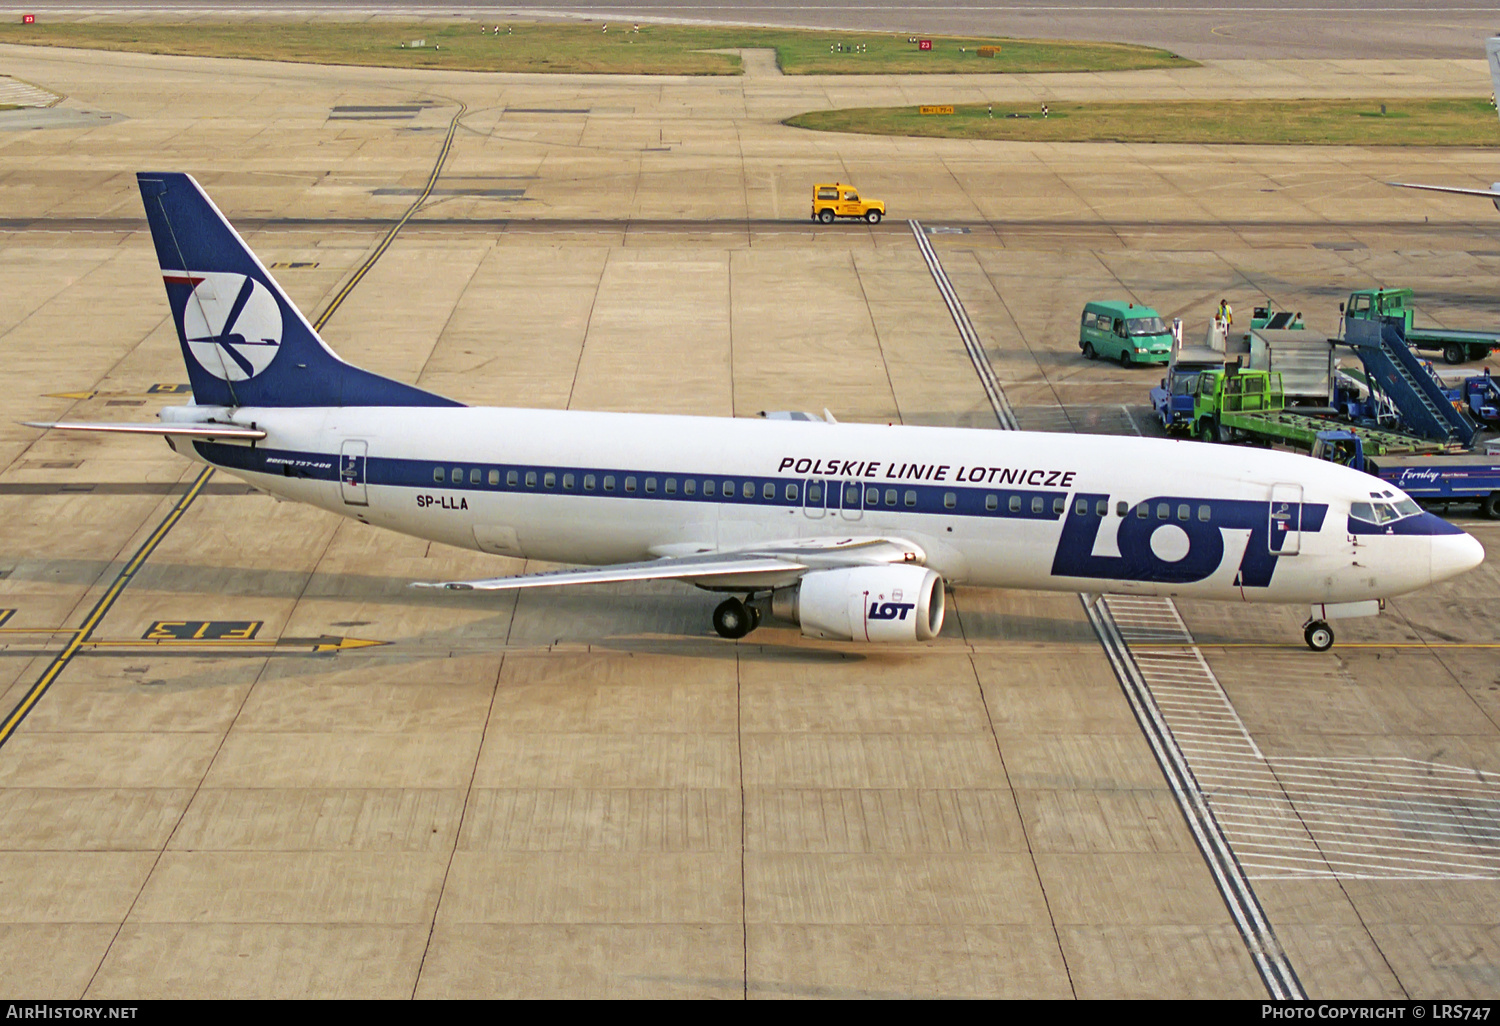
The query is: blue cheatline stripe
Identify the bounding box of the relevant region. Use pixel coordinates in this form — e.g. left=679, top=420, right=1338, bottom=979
left=196, top=441, right=1075, bottom=522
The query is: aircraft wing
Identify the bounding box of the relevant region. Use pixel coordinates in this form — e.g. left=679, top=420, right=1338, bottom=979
left=24, top=421, right=267, bottom=440
left=413, top=536, right=926, bottom=592
left=1387, top=182, right=1500, bottom=200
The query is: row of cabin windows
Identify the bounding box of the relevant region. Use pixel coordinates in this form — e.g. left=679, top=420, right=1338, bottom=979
left=435, top=466, right=795, bottom=501
left=1074, top=498, right=1213, bottom=522
left=434, top=468, right=986, bottom=512
left=428, top=467, right=1209, bottom=521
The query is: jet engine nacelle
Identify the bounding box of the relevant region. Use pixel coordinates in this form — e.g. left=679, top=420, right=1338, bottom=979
left=772, top=565, right=945, bottom=642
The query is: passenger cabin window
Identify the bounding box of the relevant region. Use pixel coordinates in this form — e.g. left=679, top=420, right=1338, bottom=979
left=846, top=485, right=860, bottom=506
left=625, top=476, right=637, bottom=493
left=525, top=471, right=537, bottom=488
left=743, top=481, right=755, bottom=499
left=433, top=467, right=444, bottom=484
left=1177, top=503, right=1189, bottom=522
left=684, top=479, right=696, bottom=496
left=645, top=477, right=657, bottom=494
left=1117, top=500, right=1128, bottom=517
left=904, top=490, right=917, bottom=508
left=488, top=470, right=499, bottom=486
left=1095, top=499, right=1108, bottom=517
left=807, top=483, right=821, bottom=503
left=470, top=469, right=481, bottom=485
left=985, top=494, right=998, bottom=512
left=1053, top=497, right=1065, bottom=515
left=762, top=482, right=774, bottom=500
left=866, top=489, right=879, bottom=507
left=786, top=483, right=799, bottom=502
left=1157, top=502, right=1170, bottom=519
left=1030, top=497, right=1043, bottom=514
left=563, top=473, right=575, bottom=490
left=1197, top=504, right=1210, bottom=522
left=584, top=474, right=595, bottom=491
left=665, top=479, right=676, bottom=495
left=704, top=480, right=715, bottom=497
left=944, top=492, right=956, bottom=510
left=451, top=468, right=463, bottom=484
left=544, top=472, right=556, bottom=489
left=885, top=489, right=897, bottom=507
left=1075, top=499, right=1088, bottom=516
left=604, top=475, right=615, bottom=492
left=1009, top=496, right=1022, bottom=513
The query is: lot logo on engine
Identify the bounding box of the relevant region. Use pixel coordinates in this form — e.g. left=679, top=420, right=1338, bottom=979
left=868, top=601, right=915, bottom=621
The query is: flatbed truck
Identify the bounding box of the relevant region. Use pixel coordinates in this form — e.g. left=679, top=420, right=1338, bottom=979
left=1342, top=287, right=1500, bottom=364
left=1188, top=367, right=1457, bottom=455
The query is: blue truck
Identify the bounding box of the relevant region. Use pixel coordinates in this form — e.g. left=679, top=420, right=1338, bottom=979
left=1315, top=430, right=1500, bottom=518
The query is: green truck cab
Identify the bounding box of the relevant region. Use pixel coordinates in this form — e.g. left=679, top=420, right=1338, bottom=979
left=1079, top=301, right=1173, bottom=366
left=1189, top=368, right=1282, bottom=442
left=1343, top=287, right=1498, bottom=364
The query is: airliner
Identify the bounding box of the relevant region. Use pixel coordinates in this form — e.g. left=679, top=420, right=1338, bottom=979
left=25, top=173, right=1487, bottom=651
left=1387, top=36, right=1500, bottom=209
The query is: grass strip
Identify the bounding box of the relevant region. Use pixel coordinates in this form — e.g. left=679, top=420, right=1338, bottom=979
left=786, top=98, right=1500, bottom=146
left=0, top=21, right=1187, bottom=76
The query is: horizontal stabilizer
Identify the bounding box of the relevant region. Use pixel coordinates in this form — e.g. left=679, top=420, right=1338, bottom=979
left=23, top=420, right=267, bottom=440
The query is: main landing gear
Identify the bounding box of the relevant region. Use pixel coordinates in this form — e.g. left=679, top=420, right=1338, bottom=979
left=1302, top=619, right=1334, bottom=652
left=713, top=596, right=762, bottom=640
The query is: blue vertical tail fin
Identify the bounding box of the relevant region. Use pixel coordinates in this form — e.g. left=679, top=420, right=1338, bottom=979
left=137, top=172, right=461, bottom=409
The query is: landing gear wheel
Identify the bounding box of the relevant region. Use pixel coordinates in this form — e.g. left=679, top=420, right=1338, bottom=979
left=1303, top=620, right=1334, bottom=652
left=1443, top=343, right=1467, bottom=365
left=818, top=208, right=835, bottom=224
left=865, top=209, right=882, bottom=224
left=748, top=606, right=762, bottom=631
left=1082, top=342, right=1097, bottom=360
left=713, top=598, right=754, bottom=639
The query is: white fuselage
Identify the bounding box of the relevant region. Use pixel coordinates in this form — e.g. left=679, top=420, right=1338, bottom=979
left=168, top=405, right=1480, bottom=607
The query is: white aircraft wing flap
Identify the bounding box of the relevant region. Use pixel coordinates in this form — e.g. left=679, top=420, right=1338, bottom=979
left=413, top=536, right=927, bottom=592
left=1387, top=182, right=1500, bottom=199
left=414, top=554, right=806, bottom=591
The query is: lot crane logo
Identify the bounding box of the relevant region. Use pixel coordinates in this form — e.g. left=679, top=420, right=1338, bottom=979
left=177, top=271, right=283, bottom=381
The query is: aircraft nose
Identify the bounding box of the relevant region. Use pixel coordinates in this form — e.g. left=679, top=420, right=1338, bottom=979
left=1432, top=530, right=1486, bottom=584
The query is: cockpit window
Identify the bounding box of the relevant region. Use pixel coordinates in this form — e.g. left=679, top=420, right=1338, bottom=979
left=1350, top=500, right=1419, bottom=525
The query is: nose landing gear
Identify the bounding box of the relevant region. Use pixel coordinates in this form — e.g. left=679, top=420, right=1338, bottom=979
left=1302, top=619, right=1334, bottom=652
left=713, top=596, right=762, bottom=639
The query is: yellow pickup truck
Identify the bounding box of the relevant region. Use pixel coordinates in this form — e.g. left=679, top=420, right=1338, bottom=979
left=811, top=183, right=885, bottom=224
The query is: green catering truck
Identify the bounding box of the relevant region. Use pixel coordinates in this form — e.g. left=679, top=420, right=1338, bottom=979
left=1342, top=288, right=1500, bottom=364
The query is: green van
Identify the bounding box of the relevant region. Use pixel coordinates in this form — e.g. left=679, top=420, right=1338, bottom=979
left=1079, top=301, right=1173, bottom=366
